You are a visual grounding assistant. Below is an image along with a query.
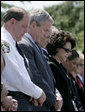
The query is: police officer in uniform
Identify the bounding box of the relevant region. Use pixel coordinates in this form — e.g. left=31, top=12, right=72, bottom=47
left=1, top=7, right=46, bottom=111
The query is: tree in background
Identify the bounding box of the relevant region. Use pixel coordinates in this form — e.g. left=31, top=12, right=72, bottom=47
left=1, top=1, right=84, bottom=52
left=45, top=1, right=84, bottom=52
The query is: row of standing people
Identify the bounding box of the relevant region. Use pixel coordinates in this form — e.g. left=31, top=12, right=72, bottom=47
left=1, top=6, right=62, bottom=111
left=44, top=28, right=84, bottom=111
left=1, top=6, right=84, bottom=111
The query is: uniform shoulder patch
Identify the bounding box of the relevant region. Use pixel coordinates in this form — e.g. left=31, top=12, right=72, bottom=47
left=1, top=41, right=10, bottom=54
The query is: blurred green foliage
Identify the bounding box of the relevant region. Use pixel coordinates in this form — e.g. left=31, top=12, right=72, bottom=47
left=45, top=1, right=84, bottom=52
left=1, top=1, right=84, bottom=51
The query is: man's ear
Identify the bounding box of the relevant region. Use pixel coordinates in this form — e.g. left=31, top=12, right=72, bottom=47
left=31, top=21, right=37, bottom=28
left=10, top=18, right=16, bottom=24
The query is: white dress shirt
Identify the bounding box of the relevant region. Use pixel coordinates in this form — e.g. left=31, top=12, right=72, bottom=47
left=1, top=27, right=43, bottom=99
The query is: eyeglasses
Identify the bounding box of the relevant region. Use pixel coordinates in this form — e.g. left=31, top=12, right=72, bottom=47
left=78, top=64, right=84, bottom=67
left=61, top=47, right=72, bottom=53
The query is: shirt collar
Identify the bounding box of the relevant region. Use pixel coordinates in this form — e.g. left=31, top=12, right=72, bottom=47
left=77, top=74, right=83, bottom=81
left=1, top=26, right=16, bottom=46
left=25, top=33, right=35, bottom=44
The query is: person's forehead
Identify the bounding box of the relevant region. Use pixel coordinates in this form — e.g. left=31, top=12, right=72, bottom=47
left=70, top=58, right=78, bottom=63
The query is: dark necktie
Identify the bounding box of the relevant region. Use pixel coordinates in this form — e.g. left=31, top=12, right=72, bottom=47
left=16, top=42, right=33, bottom=79
left=42, top=48, right=50, bottom=58
left=16, top=42, right=27, bottom=67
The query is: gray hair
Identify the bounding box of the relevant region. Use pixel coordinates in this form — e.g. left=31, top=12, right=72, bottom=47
left=29, top=9, right=54, bottom=26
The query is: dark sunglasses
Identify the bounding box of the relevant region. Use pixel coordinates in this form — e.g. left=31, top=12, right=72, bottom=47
left=78, top=64, right=84, bottom=67
left=62, top=47, right=72, bottom=53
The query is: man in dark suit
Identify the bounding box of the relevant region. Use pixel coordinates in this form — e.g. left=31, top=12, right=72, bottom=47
left=18, top=9, right=63, bottom=111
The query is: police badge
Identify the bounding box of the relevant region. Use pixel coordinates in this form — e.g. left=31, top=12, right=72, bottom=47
left=1, top=41, right=10, bottom=54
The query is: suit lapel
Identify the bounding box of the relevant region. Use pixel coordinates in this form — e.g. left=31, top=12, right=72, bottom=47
left=24, top=36, right=56, bottom=86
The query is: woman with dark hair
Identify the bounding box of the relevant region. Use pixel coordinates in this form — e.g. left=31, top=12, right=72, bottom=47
left=46, top=30, right=77, bottom=111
